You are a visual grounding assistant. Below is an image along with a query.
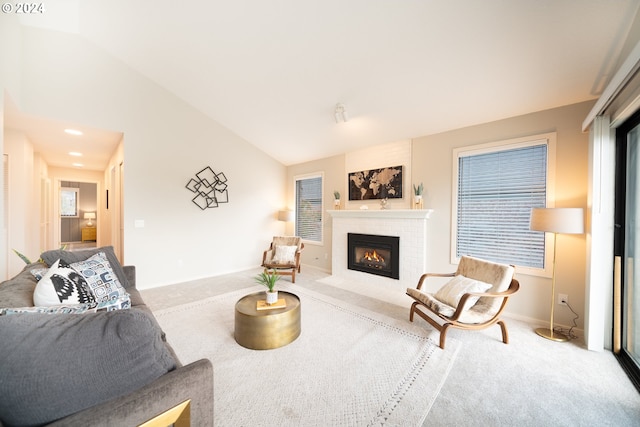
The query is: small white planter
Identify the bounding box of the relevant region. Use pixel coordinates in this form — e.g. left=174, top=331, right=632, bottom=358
left=413, top=195, right=423, bottom=209
left=265, top=290, right=278, bottom=305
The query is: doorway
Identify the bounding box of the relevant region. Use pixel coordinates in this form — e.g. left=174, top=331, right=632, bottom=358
left=614, top=108, right=640, bottom=391
left=59, top=180, right=98, bottom=250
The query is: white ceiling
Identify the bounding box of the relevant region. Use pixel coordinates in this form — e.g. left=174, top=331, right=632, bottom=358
left=4, top=97, right=123, bottom=171
left=8, top=0, right=640, bottom=168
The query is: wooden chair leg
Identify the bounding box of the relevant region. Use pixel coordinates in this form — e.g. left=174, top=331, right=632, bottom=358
left=498, top=319, right=509, bottom=344
left=291, top=269, right=296, bottom=284
left=409, top=302, right=417, bottom=322
left=439, top=323, right=451, bottom=349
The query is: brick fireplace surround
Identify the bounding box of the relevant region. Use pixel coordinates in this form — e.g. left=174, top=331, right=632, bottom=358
left=324, top=209, right=433, bottom=306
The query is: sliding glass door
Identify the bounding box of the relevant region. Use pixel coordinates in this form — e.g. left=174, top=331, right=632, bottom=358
left=615, top=110, right=640, bottom=390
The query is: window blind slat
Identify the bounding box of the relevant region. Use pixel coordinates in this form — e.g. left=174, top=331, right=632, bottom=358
left=457, top=144, right=547, bottom=268
left=295, top=176, right=323, bottom=242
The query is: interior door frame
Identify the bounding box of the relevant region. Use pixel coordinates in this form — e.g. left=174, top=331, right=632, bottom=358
left=54, top=178, right=100, bottom=248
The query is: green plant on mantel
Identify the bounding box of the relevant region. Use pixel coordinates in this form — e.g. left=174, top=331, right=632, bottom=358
left=413, top=183, right=424, bottom=196
left=333, top=190, right=341, bottom=200
left=255, top=269, right=280, bottom=292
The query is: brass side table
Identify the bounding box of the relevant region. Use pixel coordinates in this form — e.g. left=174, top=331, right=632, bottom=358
left=234, top=291, right=301, bottom=350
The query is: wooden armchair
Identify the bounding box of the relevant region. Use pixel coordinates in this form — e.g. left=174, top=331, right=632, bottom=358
left=406, top=256, right=519, bottom=349
left=261, top=236, right=304, bottom=283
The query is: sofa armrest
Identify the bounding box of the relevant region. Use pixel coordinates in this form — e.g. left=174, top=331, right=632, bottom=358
left=46, top=358, right=214, bottom=427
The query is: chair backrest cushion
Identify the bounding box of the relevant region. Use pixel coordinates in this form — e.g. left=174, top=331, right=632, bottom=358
left=434, top=275, right=492, bottom=310
left=272, top=236, right=302, bottom=250
left=455, top=256, right=515, bottom=315
left=455, top=256, right=514, bottom=291
left=265, top=236, right=302, bottom=266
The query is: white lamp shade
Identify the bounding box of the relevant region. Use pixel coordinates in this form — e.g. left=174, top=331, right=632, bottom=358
left=278, top=210, right=294, bottom=222
left=529, top=208, right=584, bottom=234
left=84, top=212, right=96, bottom=220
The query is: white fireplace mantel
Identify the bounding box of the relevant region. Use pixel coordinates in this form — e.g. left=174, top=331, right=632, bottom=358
left=327, top=209, right=433, bottom=220
left=323, top=208, right=433, bottom=307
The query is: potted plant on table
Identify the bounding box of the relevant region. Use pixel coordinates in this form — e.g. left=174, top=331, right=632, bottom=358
left=255, top=269, right=281, bottom=304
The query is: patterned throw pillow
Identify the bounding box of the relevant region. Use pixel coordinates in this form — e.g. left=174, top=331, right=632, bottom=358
left=33, top=259, right=94, bottom=306
left=70, top=252, right=129, bottom=303
left=30, top=267, right=49, bottom=281
left=0, top=295, right=131, bottom=316
left=434, top=275, right=492, bottom=311
left=272, top=245, right=297, bottom=264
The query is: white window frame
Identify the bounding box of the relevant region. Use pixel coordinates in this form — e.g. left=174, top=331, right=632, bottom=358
left=451, top=132, right=556, bottom=278
left=294, top=172, right=324, bottom=245
left=60, top=187, right=80, bottom=218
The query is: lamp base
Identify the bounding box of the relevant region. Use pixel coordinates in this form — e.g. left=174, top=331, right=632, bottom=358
left=535, top=327, right=568, bottom=342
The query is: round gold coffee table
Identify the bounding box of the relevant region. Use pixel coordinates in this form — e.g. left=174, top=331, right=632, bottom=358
left=234, top=291, right=301, bottom=350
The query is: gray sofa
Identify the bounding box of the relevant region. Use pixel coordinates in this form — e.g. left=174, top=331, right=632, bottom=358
left=0, top=247, right=213, bottom=426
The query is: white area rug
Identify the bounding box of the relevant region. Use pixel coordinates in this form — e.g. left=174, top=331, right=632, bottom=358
left=154, top=284, right=459, bottom=426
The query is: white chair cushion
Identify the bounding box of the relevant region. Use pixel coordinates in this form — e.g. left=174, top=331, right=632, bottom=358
left=272, top=245, right=297, bottom=265
left=456, top=256, right=515, bottom=315
left=406, top=287, right=496, bottom=324
left=434, top=275, right=492, bottom=310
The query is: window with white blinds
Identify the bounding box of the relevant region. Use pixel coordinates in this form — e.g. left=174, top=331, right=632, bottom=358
left=453, top=134, right=555, bottom=273
left=295, top=173, right=323, bottom=243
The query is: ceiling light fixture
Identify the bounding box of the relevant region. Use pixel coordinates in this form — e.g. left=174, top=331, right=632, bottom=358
left=64, top=128, right=83, bottom=136
left=69, top=152, right=83, bottom=157
left=72, top=163, right=84, bottom=167
left=334, top=103, right=348, bottom=123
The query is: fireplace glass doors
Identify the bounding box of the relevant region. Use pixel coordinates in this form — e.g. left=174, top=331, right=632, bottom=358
left=347, top=233, right=400, bottom=279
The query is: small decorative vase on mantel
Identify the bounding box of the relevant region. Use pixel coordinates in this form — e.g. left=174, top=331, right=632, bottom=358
left=413, top=183, right=424, bottom=210
left=333, top=190, right=341, bottom=210
left=255, top=269, right=281, bottom=305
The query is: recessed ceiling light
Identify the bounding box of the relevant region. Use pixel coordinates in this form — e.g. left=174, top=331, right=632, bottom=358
left=72, top=163, right=84, bottom=167
left=69, top=152, right=83, bottom=157
left=65, top=129, right=83, bottom=136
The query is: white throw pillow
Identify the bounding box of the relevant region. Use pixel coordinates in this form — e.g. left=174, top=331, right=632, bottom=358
left=434, top=275, right=492, bottom=310
left=272, top=245, right=297, bottom=264
left=33, top=259, right=94, bottom=306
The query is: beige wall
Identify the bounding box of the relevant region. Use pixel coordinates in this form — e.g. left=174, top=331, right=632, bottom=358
left=287, top=154, right=344, bottom=272
left=288, top=101, right=594, bottom=329
left=4, top=129, right=37, bottom=277
left=2, top=21, right=287, bottom=287
left=412, top=101, right=593, bottom=328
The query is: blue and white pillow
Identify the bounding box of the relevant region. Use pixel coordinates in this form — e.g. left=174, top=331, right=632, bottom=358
left=0, top=295, right=131, bottom=316
left=27, top=251, right=130, bottom=314
left=30, top=267, right=49, bottom=281
left=70, top=251, right=129, bottom=304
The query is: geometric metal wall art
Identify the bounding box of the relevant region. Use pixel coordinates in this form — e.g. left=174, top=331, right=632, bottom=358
left=185, top=166, right=229, bottom=210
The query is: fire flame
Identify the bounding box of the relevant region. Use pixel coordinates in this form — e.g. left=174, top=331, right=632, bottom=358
left=363, top=250, right=384, bottom=263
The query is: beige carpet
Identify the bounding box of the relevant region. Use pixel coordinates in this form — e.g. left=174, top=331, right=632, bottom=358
left=154, top=283, right=460, bottom=426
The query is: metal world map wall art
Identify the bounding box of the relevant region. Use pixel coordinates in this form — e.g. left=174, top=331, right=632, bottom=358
left=186, top=166, right=229, bottom=210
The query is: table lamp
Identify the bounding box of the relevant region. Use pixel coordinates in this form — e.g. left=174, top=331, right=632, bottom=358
left=529, top=207, right=584, bottom=342
left=277, top=210, right=294, bottom=222
left=84, top=212, right=96, bottom=227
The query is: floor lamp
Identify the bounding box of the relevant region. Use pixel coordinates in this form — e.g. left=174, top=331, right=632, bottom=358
left=529, top=207, right=584, bottom=342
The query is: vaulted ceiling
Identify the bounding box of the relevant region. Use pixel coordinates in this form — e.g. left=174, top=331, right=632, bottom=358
left=10, top=0, right=640, bottom=168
